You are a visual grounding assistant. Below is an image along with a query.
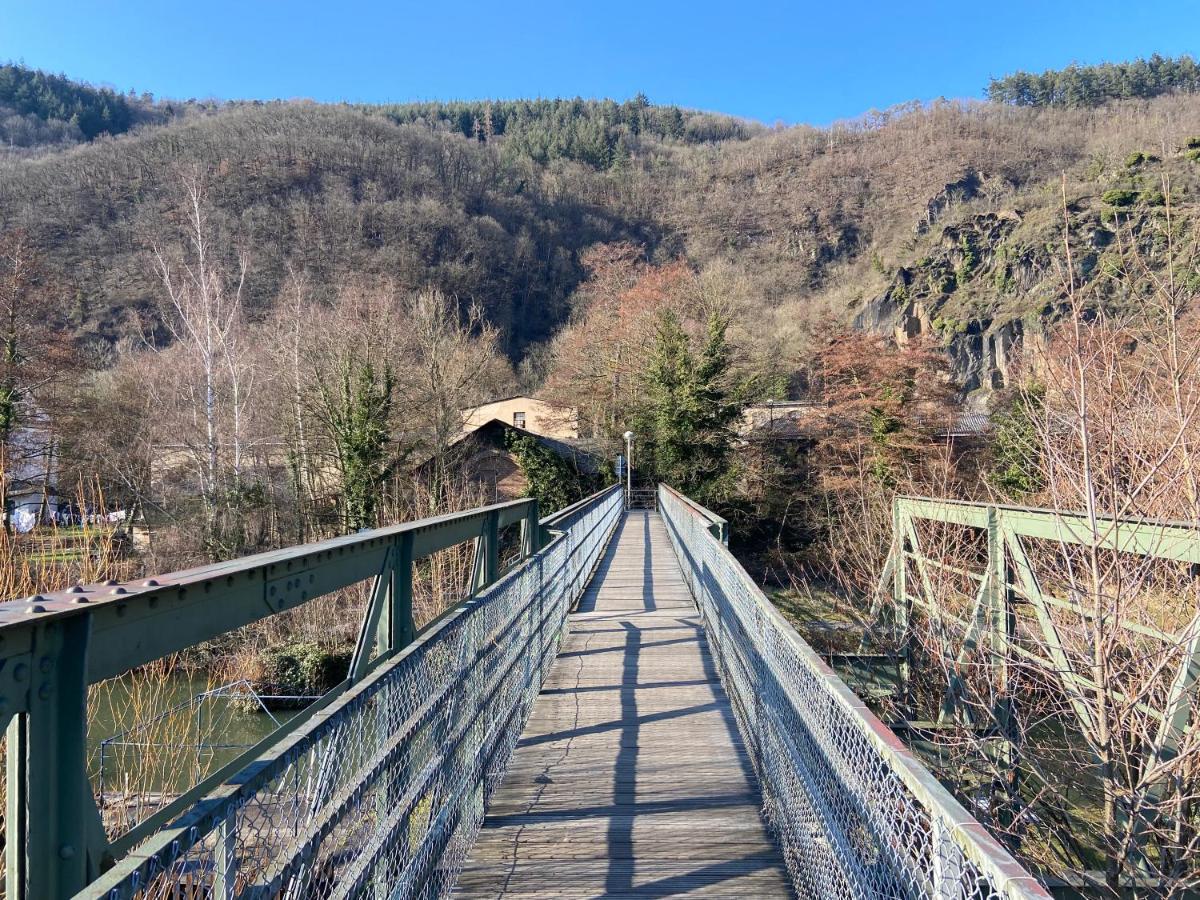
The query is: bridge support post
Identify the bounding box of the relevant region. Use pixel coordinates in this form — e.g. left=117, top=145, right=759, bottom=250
left=6, top=613, right=108, bottom=900
left=521, top=499, right=541, bottom=556
left=378, top=533, right=415, bottom=655
left=352, top=534, right=417, bottom=683
left=893, top=502, right=912, bottom=713
left=472, top=510, right=501, bottom=593
left=987, top=508, right=1017, bottom=763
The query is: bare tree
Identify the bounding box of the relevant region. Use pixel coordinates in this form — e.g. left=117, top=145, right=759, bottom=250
left=150, top=170, right=256, bottom=554
left=397, top=288, right=506, bottom=510
left=888, top=179, right=1200, bottom=896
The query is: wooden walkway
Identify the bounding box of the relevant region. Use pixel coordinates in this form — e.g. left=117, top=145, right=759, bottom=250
left=454, top=510, right=793, bottom=899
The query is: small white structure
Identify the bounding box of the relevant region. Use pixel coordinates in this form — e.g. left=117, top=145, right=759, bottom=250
left=4, top=421, right=57, bottom=527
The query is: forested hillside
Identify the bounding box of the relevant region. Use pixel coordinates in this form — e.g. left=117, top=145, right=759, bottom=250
left=0, top=102, right=658, bottom=357
left=3, top=58, right=1200, bottom=531
left=7, top=59, right=1200, bottom=387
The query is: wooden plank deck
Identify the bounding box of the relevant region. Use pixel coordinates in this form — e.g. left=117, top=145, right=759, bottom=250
left=454, top=510, right=793, bottom=899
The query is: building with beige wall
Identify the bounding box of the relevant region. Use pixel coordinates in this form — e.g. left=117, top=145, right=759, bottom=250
left=461, top=396, right=579, bottom=440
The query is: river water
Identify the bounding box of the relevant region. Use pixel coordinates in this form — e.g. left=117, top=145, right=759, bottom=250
left=88, top=673, right=309, bottom=800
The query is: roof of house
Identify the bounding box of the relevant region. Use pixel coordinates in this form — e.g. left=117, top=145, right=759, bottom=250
left=437, top=418, right=606, bottom=475
left=740, top=406, right=992, bottom=442
left=462, top=394, right=574, bottom=411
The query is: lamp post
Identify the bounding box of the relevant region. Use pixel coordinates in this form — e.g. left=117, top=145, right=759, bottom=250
left=623, top=431, right=634, bottom=509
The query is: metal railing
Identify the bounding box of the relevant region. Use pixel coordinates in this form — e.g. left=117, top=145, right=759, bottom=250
left=657, top=484, right=1050, bottom=900
left=85, top=485, right=621, bottom=899
left=0, top=486, right=622, bottom=899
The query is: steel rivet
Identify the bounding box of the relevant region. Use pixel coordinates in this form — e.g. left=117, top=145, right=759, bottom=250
left=143, top=579, right=159, bottom=587
left=110, top=587, right=127, bottom=595
left=26, top=605, right=45, bottom=614
left=67, top=585, right=85, bottom=594
left=29, top=595, right=45, bottom=603
left=59, top=845, right=74, bottom=860
left=38, top=684, right=50, bottom=700
left=72, top=597, right=89, bottom=604
left=103, top=579, right=118, bottom=586
left=39, top=656, right=51, bottom=673
left=13, top=664, right=27, bottom=682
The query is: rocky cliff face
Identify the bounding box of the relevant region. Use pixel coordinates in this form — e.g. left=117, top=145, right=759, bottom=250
left=851, top=149, right=1199, bottom=400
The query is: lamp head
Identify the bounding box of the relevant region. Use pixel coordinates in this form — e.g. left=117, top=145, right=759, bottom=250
left=623, top=431, right=634, bottom=441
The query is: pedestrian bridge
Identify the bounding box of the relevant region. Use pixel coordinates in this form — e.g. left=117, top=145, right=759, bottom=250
left=0, top=484, right=1049, bottom=899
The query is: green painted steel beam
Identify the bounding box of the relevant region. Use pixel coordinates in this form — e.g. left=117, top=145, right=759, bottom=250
left=899, top=495, right=1200, bottom=563
left=0, top=498, right=535, bottom=716
left=83, top=491, right=610, bottom=900
left=0, top=496, right=537, bottom=900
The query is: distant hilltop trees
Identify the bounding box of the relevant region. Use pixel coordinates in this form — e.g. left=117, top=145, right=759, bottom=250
left=988, top=53, right=1200, bottom=108
left=372, top=96, right=759, bottom=168
left=0, top=62, right=143, bottom=139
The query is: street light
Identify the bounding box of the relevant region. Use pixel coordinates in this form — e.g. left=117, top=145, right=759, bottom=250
left=623, top=431, right=634, bottom=509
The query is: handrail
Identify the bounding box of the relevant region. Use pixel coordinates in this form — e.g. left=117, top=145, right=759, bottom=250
left=79, top=486, right=625, bottom=900
left=896, top=495, right=1200, bottom=563
left=1, top=497, right=547, bottom=899
left=541, top=483, right=623, bottom=532
left=658, top=483, right=728, bottom=545
left=658, top=484, right=1050, bottom=900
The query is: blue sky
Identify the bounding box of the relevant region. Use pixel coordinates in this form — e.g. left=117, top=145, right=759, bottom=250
left=2, top=0, right=1198, bottom=125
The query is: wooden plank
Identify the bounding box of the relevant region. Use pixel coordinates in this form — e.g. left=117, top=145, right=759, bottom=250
left=454, top=511, right=793, bottom=898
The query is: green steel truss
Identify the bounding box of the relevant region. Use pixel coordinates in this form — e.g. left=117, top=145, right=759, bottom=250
left=862, top=496, right=1200, bottom=867
left=0, top=496, right=542, bottom=899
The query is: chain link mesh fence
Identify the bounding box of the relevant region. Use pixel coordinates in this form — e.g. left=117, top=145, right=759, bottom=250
left=88, top=486, right=622, bottom=900
left=657, top=485, right=1050, bottom=900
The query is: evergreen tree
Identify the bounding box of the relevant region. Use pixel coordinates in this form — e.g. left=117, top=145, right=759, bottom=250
left=988, top=383, right=1045, bottom=499
left=640, top=310, right=740, bottom=501
left=322, top=360, right=395, bottom=532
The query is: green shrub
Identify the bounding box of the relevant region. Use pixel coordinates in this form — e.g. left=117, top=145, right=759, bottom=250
left=988, top=384, right=1045, bottom=499
left=1098, top=252, right=1124, bottom=278
left=993, top=265, right=1015, bottom=294
left=1187, top=136, right=1200, bottom=149
left=1101, top=188, right=1138, bottom=207
left=955, top=233, right=977, bottom=283
left=1124, top=150, right=1148, bottom=168
left=1141, top=190, right=1166, bottom=207
left=1186, top=148, right=1200, bottom=162
left=260, top=642, right=351, bottom=697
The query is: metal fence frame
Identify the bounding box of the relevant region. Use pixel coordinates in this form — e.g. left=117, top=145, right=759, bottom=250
left=0, top=487, right=623, bottom=899
left=78, top=485, right=622, bottom=900
left=859, top=496, right=1200, bottom=889
left=657, top=483, right=1050, bottom=900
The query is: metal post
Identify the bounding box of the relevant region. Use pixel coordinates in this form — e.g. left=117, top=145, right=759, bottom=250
left=10, top=614, right=107, bottom=899
left=893, top=502, right=911, bottom=713
left=392, top=532, right=415, bottom=649
left=623, top=431, right=634, bottom=509
left=521, top=498, right=541, bottom=557
left=214, top=805, right=237, bottom=900
left=472, top=510, right=501, bottom=593
left=988, top=507, right=1015, bottom=765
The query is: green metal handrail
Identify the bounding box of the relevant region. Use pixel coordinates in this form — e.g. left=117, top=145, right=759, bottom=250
left=1, top=497, right=542, bottom=899
left=658, top=485, right=1051, bottom=899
